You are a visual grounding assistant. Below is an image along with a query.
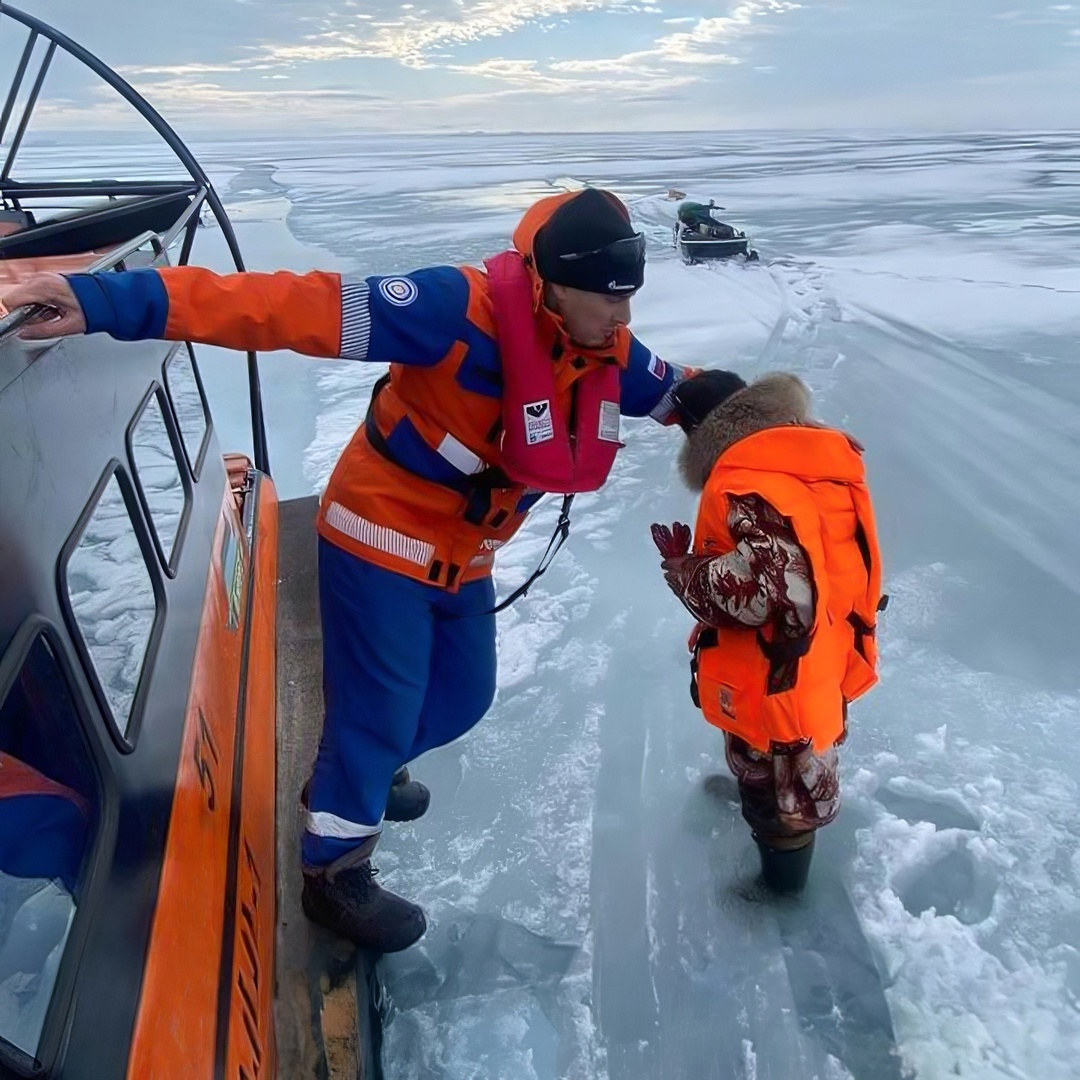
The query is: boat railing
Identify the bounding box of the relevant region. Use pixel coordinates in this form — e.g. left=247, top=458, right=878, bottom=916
left=0, top=2, right=270, bottom=474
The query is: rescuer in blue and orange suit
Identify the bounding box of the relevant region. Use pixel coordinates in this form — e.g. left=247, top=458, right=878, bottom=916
left=2, top=188, right=715, bottom=953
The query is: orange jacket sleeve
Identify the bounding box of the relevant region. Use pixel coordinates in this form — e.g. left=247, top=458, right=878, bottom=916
left=159, top=266, right=346, bottom=357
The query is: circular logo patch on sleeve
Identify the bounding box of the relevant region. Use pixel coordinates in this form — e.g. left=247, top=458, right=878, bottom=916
left=378, top=276, right=419, bottom=307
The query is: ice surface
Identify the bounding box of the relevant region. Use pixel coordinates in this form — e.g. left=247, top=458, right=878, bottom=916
left=22, top=131, right=1079, bottom=1078
left=278, top=131, right=1080, bottom=1080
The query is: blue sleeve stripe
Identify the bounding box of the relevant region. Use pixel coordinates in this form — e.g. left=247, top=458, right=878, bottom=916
left=66, top=269, right=169, bottom=341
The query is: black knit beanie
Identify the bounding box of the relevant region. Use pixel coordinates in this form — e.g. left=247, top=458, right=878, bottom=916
left=671, top=369, right=748, bottom=433
left=534, top=188, right=645, bottom=296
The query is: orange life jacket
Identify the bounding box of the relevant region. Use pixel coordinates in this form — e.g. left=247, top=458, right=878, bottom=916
left=317, top=193, right=634, bottom=590
left=692, top=425, right=885, bottom=753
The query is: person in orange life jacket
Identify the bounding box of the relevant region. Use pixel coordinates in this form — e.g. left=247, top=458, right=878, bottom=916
left=1, top=187, right=715, bottom=952
left=651, top=369, right=885, bottom=894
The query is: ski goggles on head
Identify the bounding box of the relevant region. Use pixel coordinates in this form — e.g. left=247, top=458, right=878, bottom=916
left=558, top=231, right=646, bottom=267
left=551, top=232, right=645, bottom=295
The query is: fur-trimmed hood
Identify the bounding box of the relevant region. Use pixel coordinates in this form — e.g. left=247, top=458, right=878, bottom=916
left=678, top=372, right=814, bottom=491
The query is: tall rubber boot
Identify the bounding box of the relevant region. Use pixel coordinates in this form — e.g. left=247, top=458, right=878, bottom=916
left=302, top=835, right=427, bottom=953
left=385, top=766, right=431, bottom=823
left=754, top=833, right=815, bottom=895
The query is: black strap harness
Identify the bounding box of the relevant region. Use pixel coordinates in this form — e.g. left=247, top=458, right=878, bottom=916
left=361, top=374, right=575, bottom=616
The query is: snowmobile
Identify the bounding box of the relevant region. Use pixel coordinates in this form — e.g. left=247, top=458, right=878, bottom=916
left=674, top=200, right=759, bottom=264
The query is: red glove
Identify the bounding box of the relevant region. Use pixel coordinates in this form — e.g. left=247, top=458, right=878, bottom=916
left=650, top=521, right=692, bottom=560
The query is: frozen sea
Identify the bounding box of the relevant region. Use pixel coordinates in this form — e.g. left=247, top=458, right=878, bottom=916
left=33, top=130, right=1080, bottom=1079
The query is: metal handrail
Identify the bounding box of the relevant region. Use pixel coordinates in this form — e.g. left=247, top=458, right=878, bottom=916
left=88, top=229, right=165, bottom=272
left=0, top=29, right=35, bottom=150
left=159, top=185, right=208, bottom=251
left=0, top=229, right=167, bottom=340
left=0, top=299, right=50, bottom=338
left=1, top=180, right=202, bottom=199
left=0, top=3, right=271, bottom=475
left=1, top=39, right=55, bottom=181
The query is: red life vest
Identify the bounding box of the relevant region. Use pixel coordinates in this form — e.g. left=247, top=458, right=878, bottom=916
left=485, top=250, right=624, bottom=493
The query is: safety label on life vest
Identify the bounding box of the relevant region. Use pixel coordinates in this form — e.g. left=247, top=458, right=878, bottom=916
left=524, top=400, right=555, bottom=445
left=598, top=400, right=621, bottom=442
left=719, top=685, right=737, bottom=720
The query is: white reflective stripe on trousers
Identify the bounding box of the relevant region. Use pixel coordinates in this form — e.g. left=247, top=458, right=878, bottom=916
left=306, top=809, right=385, bottom=839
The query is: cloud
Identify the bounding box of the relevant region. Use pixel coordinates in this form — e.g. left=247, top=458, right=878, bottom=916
left=118, top=62, right=252, bottom=76
left=454, top=3, right=800, bottom=87
left=23, top=0, right=1072, bottom=134
left=538, top=0, right=798, bottom=78
left=85, top=0, right=807, bottom=125
left=991, top=3, right=1079, bottom=22
left=138, top=0, right=800, bottom=78
left=446, top=56, right=697, bottom=94
left=548, top=55, right=676, bottom=75
left=37, top=76, right=389, bottom=132
left=247, top=0, right=627, bottom=69
left=650, top=1, right=802, bottom=65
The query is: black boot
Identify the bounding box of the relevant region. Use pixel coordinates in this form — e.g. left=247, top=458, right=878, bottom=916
left=385, top=765, right=431, bottom=823
left=302, top=836, right=427, bottom=953
left=755, top=834, right=815, bottom=895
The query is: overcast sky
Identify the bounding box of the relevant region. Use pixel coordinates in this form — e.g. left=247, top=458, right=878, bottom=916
left=10, top=0, right=1080, bottom=133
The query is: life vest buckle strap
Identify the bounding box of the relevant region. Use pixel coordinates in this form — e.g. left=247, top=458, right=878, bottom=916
left=756, top=630, right=810, bottom=697
left=755, top=631, right=811, bottom=663
left=848, top=607, right=885, bottom=660
left=464, top=487, right=492, bottom=526
left=689, top=652, right=702, bottom=709
left=689, top=627, right=718, bottom=709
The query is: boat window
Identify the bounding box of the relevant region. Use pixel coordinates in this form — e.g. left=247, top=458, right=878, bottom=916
left=164, top=346, right=209, bottom=478
left=0, top=635, right=99, bottom=1061
left=130, top=389, right=187, bottom=568
left=65, top=474, right=157, bottom=739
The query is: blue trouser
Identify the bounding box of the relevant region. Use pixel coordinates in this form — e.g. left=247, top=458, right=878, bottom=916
left=302, top=538, right=497, bottom=867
